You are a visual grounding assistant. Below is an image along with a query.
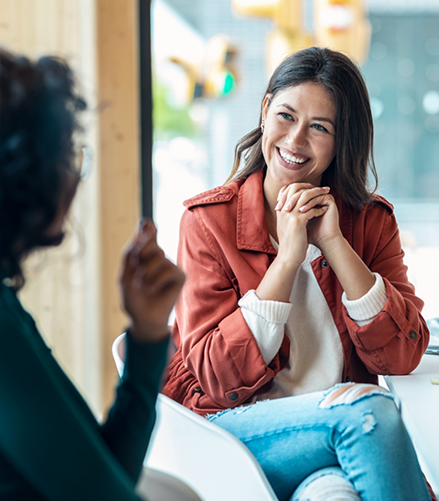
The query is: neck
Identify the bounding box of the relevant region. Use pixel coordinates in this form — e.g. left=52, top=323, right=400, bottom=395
left=263, top=177, right=281, bottom=241
left=264, top=193, right=278, bottom=242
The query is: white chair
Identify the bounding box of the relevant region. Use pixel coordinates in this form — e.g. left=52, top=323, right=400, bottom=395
left=112, top=333, right=278, bottom=501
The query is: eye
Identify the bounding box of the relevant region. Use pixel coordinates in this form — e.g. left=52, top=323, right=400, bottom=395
left=279, top=112, right=293, bottom=120
left=312, top=123, right=329, bottom=132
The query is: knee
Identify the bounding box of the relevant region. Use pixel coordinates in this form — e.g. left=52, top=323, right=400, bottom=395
left=291, top=467, right=361, bottom=501
left=319, top=383, right=390, bottom=408
left=319, top=383, right=398, bottom=434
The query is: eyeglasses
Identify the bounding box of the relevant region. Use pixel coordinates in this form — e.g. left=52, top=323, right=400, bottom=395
left=73, top=144, right=93, bottom=180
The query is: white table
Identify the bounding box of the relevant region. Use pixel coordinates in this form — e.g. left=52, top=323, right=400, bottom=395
left=385, top=354, right=439, bottom=495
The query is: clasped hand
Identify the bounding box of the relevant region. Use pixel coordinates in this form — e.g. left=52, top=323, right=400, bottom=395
left=120, top=219, right=185, bottom=342
left=275, top=183, right=343, bottom=265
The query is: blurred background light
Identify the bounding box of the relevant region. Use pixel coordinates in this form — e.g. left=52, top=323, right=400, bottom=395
left=151, top=0, right=439, bottom=318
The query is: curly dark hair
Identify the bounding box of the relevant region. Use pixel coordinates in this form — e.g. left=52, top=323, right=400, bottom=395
left=0, top=49, right=86, bottom=289
left=227, top=47, right=377, bottom=210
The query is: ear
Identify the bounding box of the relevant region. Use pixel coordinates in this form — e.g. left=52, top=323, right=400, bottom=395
left=261, top=94, right=272, bottom=122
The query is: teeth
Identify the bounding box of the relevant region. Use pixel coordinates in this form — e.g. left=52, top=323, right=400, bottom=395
left=279, top=149, right=307, bottom=164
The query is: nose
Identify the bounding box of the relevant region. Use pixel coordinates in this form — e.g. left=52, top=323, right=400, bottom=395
left=286, top=124, right=308, bottom=147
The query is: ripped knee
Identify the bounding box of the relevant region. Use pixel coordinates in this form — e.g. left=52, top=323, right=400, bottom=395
left=319, top=383, right=389, bottom=408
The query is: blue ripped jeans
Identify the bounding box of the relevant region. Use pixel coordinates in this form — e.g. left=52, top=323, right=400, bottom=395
left=207, top=383, right=431, bottom=501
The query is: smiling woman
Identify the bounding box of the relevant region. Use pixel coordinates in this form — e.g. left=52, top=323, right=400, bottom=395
left=163, top=46, right=436, bottom=501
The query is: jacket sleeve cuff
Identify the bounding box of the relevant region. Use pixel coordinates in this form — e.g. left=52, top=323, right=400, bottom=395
left=342, top=273, right=388, bottom=327
left=238, top=289, right=291, bottom=365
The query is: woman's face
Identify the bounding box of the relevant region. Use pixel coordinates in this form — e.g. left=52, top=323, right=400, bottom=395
left=262, top=82, right=336, bottom=196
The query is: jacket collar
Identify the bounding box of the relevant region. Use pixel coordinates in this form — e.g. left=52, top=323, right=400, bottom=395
left=236, top=171, right=277, bottom=255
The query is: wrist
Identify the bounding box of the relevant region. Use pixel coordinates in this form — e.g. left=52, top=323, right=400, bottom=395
left=317, top=234, right=346, bottom=257
left=275, top=250, right=303, bottom=273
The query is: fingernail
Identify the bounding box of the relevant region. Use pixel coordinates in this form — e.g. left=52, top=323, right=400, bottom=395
left=275, top=201, right=281, bottom=210
left=283, top=203, right=291, bottom=211
left=322, top=186, right=330, bottom=190
left=299, top=206, right=306, bottom=212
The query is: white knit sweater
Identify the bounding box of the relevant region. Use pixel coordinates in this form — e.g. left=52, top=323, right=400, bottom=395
left=238, top=243, right=387, bottom=400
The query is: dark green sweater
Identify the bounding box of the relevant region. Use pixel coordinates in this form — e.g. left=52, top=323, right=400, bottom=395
left=0, top=279, right=168, bottom=500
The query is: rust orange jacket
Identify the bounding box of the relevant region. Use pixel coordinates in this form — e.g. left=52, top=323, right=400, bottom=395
left=163, top=171, right=429, bottom=416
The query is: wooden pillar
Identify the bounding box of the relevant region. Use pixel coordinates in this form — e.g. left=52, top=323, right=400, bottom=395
left=95, top=0, right=141, bottom=409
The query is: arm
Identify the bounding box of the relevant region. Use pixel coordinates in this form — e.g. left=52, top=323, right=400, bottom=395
left=239, top=290, right=291, bottom=365
left=99, top=332, right=169, bottom=482
left=175, top=211, right=288, bottom=408
left=0, top=220, right=183, bottom=500
left=104, top=218, right=185, bottom=477
left=281, top=189, right=429, bottom=375
left=0, top=308, right=164, bottom=501
left=243, top=185, right=331, bottom=364
left=341, top=206, right=429, bottom=374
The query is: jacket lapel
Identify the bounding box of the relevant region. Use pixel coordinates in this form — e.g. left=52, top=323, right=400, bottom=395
left=236, top=171, right=277, bottom=255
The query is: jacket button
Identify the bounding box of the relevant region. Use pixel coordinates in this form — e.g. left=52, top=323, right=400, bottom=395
left=409, top=330, right=417, bottom=340
left=346, top=376, right=350, bottom=382
left=322, top=260, right=328, bottom=267
left=229, top=392, right=238, bottom=401
left=192, top=387, right=202, bottom=395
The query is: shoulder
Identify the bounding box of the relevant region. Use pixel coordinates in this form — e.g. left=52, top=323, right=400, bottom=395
left=344, top=193, right=395, bottom=225
left=183, top=178, right=245, bottom=210
left=368, top=194, right=394, bottom=215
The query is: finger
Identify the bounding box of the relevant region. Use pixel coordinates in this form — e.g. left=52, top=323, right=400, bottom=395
left=133, top=259, right=183, bottom=295
left=275, top=187, right=289, bottom=211
left=282, top=186, right=324, bottom=212
left=298, top=192, right=333, bottom=213
left=295, top=186, right=330, bottom=205
left=138, top=218, right=157, bottom=239
left=276, top=185, right=288, bottom=201
left=303, top=205, right=329, bottom=221
left=276, top=183, right=316, bottom=211
left=122, top=219, right=156, bottom=268
left=132, top=252, right=170, bottom=289
left=146, top=266, right=185, bottom=296
left=128, top=226, right=161, bottom=269
left=277, top=186, right=307, bottom=211
left=121, top=236, right=159, bottom=287
left=284, top=182, right=316, bottom=192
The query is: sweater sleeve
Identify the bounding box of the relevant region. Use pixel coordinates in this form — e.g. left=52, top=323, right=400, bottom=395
left=0, top=296, right=167, bottom=501
left=341, top=273, right=387, bottom=327
left=239, top=290, right=291, bottom=364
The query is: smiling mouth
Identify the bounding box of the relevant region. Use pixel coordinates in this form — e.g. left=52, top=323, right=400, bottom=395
left=278, top=148, right=309, bottom=165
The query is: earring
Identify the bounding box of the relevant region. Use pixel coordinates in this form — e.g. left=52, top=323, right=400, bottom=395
left=261, top=121, right=265, bottom=134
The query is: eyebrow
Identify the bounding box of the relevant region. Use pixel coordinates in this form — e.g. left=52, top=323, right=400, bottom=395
left=277, top=103, right=335, bottom=127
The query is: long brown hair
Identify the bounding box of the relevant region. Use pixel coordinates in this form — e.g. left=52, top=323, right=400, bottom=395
left=227, top=47, right=377, bottom=210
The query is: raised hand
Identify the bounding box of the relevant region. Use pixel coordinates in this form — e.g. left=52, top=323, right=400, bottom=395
left=120, top=219, right=185, bottom=342
left=280, top=186, right=375, bottom=301
left=296, top=190, right=343, bottom=255
left=256, top=183, right=330, bottom=303
left=275, top=183, right=331, bottom=265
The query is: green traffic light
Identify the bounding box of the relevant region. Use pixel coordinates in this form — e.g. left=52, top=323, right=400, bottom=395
left=212, top=70, right=235, bottom=97
left=222, top=71, right=235, bottom=95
